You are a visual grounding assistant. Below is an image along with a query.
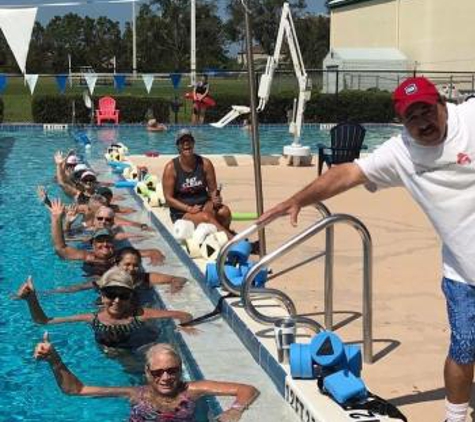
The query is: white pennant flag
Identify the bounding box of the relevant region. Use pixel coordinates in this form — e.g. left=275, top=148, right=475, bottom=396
left=0, top=8, right=37, bottom=74
left=84, top=73, right=98, bottom=95
left=142, top=74, right=154, bottom=94
left=25, top=74, right=38, bottom=94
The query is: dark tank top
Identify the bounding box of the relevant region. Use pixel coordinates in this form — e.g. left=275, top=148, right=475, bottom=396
left=170, top=155, right=209, bottom=221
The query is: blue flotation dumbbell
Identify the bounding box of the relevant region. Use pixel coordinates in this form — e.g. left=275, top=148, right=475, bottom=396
left=239, top=261, right=268, bottom=287
left=323, top=370, right=367, bottom=404
left=226, top=240, right=252, bottom=265
left=114, top=180, right=137, bottom=188
left=205, top=263, right=241, bottom=288
left=310, top=331, right=345, bottom=368
left=108, top=161, right=131, bottom=169
left=343, top=344, right=362, bottom=378
left=289, top=343, right=314, bottom=379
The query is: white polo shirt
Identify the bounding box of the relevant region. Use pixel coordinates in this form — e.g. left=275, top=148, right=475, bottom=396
left=356, top=101, right=475, bottom=284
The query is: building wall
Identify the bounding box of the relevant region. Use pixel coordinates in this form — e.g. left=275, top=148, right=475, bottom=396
left=330, top=0, right=475, bottom=72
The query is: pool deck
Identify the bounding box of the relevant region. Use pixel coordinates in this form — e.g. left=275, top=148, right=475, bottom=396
left=123, top=153, right=461, bottom=422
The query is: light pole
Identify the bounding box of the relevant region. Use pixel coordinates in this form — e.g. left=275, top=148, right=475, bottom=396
left=190, top=0, right=196, bottom=86
left=132, top=0, right=137, bottom=77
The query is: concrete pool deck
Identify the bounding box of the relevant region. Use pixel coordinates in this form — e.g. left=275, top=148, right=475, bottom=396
left=124, top=153, right=463, bottom=422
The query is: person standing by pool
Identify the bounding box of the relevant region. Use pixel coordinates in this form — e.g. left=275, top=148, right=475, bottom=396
left=260, top=76, right=475, bottom=422
left=162, top=129, right=234, bottom=239
left=34, top=337, right=259, bottom=421
left=192, top=74, right=212, bottom=125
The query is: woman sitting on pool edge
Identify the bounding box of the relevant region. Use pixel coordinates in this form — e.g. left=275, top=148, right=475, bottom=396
left=162, top=129, right=234, bottom=239
left=17, top=267, right=196, bottom=350
left=34, top=338, right=259, bottom=422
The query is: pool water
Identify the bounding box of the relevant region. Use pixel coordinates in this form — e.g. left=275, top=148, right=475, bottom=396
left=87, top=124, right=401, bottom=156
left=0, top=132, right=207, bottom=421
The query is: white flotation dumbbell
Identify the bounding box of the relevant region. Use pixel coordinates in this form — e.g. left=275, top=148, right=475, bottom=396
left=192, top=223, right=218, bottom=245
left=123, top=165, right=139, bottom=181
left=185, top=238, right=201, bottom=258
left=200, top=233, right=223, bottom=261
left=173, top=220, right=195, bottom=241
left=214, top=231, right=229, bottom=247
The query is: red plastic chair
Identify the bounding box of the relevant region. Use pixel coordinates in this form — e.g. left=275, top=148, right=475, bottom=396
left=96, top=96, right=119, bottom=125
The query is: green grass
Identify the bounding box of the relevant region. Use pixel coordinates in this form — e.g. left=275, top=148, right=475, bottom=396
left=1, top=73, right=308, bottom=123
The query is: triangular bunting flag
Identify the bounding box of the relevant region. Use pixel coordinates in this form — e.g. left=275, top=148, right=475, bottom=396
left=25, top=74, right=38, bottom=95
left=114, top=74, right=126, bottom=92
left=142, top=74, right=154, bottom=94
left=0, top=74, right=7, bottom=94
left=170, top=73, right=182, bottom=89
left=0, top=8, right=37, bottom=73
left=55, top=74, right=68, bottom=94
left=84, top=73, right=98, bottom=95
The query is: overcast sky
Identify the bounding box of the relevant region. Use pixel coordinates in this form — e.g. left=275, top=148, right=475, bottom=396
left=0, top=0, right=327, bottom=26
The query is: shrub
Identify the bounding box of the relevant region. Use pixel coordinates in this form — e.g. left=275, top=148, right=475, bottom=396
left=207, top=90, right=394, bottom=124
left=0, top=98, right=4, bottom=123
left=32, top=95, right=170, bottom=124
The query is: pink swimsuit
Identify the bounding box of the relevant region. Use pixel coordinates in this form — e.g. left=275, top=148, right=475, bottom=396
left=129, top=386, right=196, bottom=422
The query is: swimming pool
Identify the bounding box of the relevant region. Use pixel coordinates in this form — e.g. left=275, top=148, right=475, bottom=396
left=0, top=132, right=211, bottom=421
left=85, top=124, right=401, bottom=156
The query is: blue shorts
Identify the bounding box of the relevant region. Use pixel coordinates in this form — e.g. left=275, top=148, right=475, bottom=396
left=442, top=277, right=475, bottom=364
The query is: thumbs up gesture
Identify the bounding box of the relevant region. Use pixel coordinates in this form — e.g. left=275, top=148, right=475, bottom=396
left=34, top=332, right=54, bottom=361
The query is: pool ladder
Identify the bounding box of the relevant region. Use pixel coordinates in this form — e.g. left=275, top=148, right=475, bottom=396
left=216, top=202, right=374, bottom=364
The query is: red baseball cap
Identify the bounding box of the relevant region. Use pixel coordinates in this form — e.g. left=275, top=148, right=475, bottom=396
left=393, top=77, right=440, bottom=117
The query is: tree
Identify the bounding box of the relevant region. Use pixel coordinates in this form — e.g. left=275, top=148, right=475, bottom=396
left=295, top=14, right=329, bottom=69
left=225, top=0, right=307, bottom=56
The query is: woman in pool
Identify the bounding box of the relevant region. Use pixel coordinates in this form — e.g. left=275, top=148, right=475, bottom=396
left=50, top=199, right=165, bottom=275
left=162, top=129, right=234, bottom=239
left=50, top=246, right=187, bottom=296
left=34, top=338, right=258, bottom=422
left=18, top=267, right=195, bottom=349
left=147, top=119, right=168, bottom=132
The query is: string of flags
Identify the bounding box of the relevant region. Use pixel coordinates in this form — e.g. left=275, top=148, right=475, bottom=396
left=0, top=72, right=189, bottom=96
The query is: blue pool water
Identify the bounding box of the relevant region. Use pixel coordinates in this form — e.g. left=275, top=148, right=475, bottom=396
left=85, top=124, right=401, bottom=156
left=0, top=132, right=207, bottom=421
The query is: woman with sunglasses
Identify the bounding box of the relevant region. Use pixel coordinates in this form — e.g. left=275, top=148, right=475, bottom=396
left=17, top=267, right=195, bottom=350
left=34, top=338, right=259, bottom=422
left=50, top=199, right=165, bottom=276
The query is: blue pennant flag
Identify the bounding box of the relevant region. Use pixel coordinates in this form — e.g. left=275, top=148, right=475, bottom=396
left=114, top=74, right=126, bottom=92
left=170, top=73, right=182, bottom=89
left=0, top=74, right=8, bottom=94
left=55, top=74, right=68, bottom=94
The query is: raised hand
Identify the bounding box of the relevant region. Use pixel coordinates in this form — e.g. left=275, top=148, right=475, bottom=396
left=15, top=276, right=35, bottom=299
left=49, top=198, right=65, bottom=218
left=37, top=185, right=47, bottom=202
left=65, top=204, right=78, bottom=222
left=34, top=332, right=54, bottom=361
left=54, top=151, right=65, bottom=165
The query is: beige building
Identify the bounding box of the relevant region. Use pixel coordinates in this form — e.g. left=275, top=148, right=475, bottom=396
left=327, top=0, right=475, bottom=72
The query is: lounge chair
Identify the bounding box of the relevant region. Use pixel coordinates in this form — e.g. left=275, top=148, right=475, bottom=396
left=96, top=96, right=119, bottom=125
left=317, top=122, right=367, bottom=175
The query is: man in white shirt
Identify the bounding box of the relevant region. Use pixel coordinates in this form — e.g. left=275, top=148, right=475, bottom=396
left=261, top=76, right=475, bottom=422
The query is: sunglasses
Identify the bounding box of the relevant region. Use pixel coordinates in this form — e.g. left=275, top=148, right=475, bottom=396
left=101, top=288, right=133, bottom=301
left=96, top=216, right=113, bottom=223
left=147, top=365, right=181, bottom=378
left=83, top=178, right=96, bottom=184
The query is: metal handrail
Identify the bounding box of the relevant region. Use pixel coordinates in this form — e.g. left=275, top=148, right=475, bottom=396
left=241, top=213, right=373, bottom=363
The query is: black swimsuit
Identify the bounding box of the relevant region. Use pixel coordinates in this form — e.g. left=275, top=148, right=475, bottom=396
left=170, top=155, right=209, bottom=222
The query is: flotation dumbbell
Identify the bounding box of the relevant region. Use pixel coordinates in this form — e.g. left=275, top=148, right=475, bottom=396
left=192, top=223, right=218, bottom=245
left=114, top=180, right=137, bottom=188
left=310, top=331, right=345, bottom=368
left=205, top=262, right=241, bottom=288
left=123, top=165, right=139, bottom=181
left=201, top=233, right=224, bottom=261
left=173, top=220, right=195, bottom=241
left=322, top=370, right=367, bottom=404
left=108, top=160, right=131, bottom=170
left=227, top=240, right=252, bottom=265
left=343, top=345, right=362, bottom=378
left=239, top=261, right=268, bottom=287
left=289, top=343, right=314, bottom=379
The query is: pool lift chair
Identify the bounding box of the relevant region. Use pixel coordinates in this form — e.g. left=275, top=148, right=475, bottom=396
left=210, top=2, right=312, bottom=165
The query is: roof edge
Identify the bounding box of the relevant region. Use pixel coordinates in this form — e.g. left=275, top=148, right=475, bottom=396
left=327, top=0, right=375, bottom=10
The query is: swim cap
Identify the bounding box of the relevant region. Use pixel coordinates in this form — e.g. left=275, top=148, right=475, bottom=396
left=97, top=186, right=113, bottom=198
left=66, top=155, right=79, bottom=165
left=81, top=170, right=97, bottom=181
left=97, top=267, right=135, bottom=291
left=92, top=228, right=113, bottom=240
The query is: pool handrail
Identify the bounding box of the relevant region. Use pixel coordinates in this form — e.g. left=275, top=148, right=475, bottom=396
left=241, top=212, right=373, bottom=363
